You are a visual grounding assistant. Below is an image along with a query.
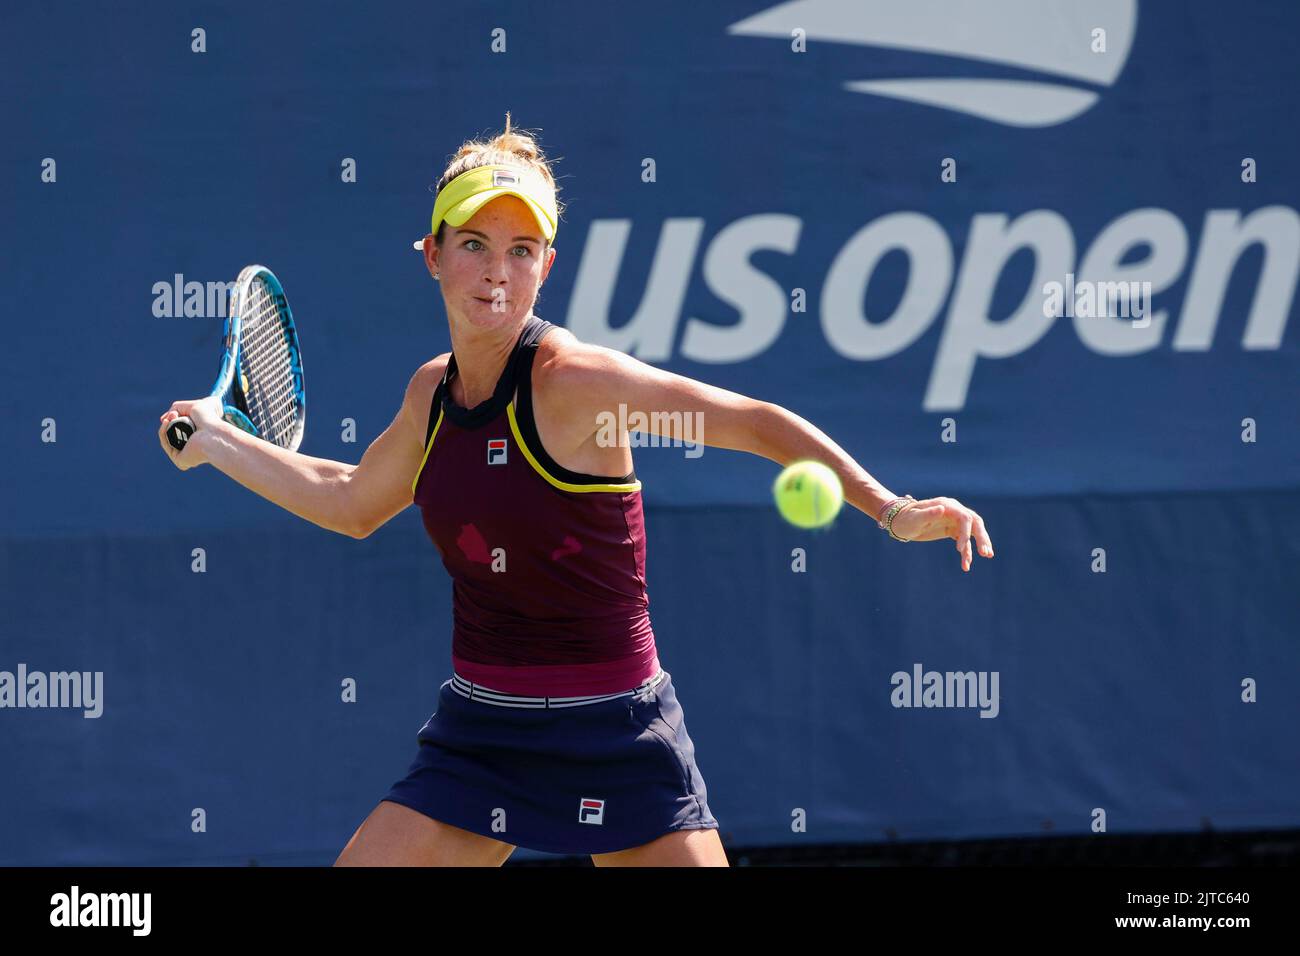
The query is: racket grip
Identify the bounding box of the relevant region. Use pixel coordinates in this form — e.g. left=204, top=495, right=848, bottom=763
left=166, top=416, right=196, bottom=451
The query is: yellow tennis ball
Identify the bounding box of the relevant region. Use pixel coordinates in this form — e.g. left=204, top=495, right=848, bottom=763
left=773, top=460, right=843, bottom=529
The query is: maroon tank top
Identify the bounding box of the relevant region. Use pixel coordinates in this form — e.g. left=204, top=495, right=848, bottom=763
left=411, top=315, right=660, bottom=696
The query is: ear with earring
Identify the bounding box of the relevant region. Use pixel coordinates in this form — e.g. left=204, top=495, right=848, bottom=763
left=413, top=236, right=440, bottom=280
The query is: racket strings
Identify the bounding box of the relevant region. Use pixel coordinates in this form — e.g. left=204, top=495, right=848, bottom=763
left=238, top=279, right=301, bottom=447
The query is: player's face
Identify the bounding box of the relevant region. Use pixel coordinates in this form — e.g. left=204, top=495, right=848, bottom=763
left=437, top=195, right=555, bottom=330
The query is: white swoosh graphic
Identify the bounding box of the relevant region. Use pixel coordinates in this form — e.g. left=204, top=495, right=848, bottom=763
left=847, top=78, right=1099, bottom=127
left=729, top=0, right=1137, bottom=126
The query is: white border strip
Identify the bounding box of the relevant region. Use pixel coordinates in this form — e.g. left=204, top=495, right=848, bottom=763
left=448, top=669, right=665, bottom=709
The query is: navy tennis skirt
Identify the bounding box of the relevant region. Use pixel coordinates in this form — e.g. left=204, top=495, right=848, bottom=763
left=381, top=667, right=719, bottom=856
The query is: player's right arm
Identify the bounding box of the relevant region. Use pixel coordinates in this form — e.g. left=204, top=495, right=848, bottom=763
left=157, top=355, right=449, bottom=539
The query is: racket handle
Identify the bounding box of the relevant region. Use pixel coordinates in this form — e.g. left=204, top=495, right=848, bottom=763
left=166, top=416, right=196, bottom=451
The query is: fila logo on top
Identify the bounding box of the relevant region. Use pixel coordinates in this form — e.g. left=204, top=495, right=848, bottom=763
left=487, top=438, right=508, bottom=465
left=579, top=798, right=606, bottom=825
left=728, top=0, right=1137, bottom=127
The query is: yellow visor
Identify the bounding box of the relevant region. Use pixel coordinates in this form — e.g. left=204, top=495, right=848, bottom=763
left=421, top=164, right=557, bottom=249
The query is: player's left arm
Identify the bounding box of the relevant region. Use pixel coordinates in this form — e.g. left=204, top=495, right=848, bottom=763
left=557, top=341, right=993, bottom=571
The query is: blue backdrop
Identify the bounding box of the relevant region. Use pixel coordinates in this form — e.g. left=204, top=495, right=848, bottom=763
left=2, top=0, right=1297, bottom=863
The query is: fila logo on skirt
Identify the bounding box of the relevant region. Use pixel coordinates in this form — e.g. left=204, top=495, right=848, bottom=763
left=487, top=438, right=508, bottom=465
left=579, top=798, right=605, bottom=825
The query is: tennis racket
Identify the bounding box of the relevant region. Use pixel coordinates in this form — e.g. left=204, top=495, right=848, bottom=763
left=166, top=264, right=306, bottom=452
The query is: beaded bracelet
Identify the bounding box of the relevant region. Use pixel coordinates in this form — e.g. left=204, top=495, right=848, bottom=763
left=876, top=494, right=916, bottom=542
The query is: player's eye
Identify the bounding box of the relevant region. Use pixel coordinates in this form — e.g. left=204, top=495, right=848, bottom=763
left=512, top=246, right=531, bottom=257
left=463, top=238, right=483, bottom=251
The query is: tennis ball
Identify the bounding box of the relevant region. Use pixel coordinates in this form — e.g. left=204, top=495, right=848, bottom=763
left=773, top=460, right=843, bottom=529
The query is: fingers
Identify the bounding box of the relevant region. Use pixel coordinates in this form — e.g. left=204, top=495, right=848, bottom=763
left=172, top=399, right=196, bottom=417
left=955, top=508, right=973, bottom=572
left=157, top=404, right=197, bottom=468
left=972, top=512, right=994, bottom=559
left=157, top=417, right=181, bottom=463
left=943, top=498, right=993, bottom=572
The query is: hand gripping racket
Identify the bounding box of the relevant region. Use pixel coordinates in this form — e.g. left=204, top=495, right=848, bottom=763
left=166, top=265, right=306, bottom=452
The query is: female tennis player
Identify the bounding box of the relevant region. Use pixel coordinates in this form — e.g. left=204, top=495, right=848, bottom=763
left=157, top=117, right=993, bottom=867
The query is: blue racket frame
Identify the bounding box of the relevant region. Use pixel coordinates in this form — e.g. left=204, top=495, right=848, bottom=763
left=167, top=264, right=306, bottom=452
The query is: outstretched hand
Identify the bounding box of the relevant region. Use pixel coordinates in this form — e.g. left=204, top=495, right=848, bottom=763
left=887, top=497, right=994, bottom=572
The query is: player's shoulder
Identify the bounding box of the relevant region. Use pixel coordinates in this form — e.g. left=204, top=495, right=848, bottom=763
left=534, top=327, right=632, bottom=392
left=410, top=352, right=451, bottom=390
left=402, top=352, right=451, bottom=420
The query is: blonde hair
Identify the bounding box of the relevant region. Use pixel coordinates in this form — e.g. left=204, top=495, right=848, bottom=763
left=432, top=112, right=563, bottom=245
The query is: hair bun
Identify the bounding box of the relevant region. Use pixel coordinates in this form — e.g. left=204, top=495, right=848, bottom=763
left=434, top=110, right=564, bottom=232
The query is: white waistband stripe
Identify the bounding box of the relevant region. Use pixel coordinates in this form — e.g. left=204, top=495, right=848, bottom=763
left=447, top=669, right=665, bottom=708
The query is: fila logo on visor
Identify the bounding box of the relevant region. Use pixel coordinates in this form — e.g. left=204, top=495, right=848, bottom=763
left=487, top=438, right=508, bottom=465
left=579, top=798, right=605, bottom=825
left=492, top=170, right=519, bottom=187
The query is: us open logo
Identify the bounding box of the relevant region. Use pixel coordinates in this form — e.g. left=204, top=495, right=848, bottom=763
left=578, top=798, right=605, bottom=825
left=487, top=438, right=508, bottom=465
